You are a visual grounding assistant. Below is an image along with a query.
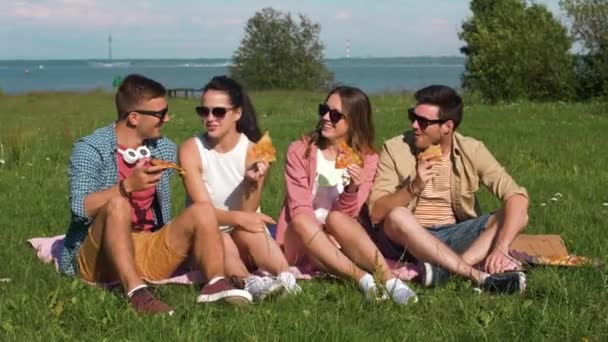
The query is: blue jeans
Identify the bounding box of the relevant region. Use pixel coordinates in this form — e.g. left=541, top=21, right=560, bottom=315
left=369, top=214, right=491, bottom=262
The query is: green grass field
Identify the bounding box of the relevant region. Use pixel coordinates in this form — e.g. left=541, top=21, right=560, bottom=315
left=0, top=91, right=607, bottom=340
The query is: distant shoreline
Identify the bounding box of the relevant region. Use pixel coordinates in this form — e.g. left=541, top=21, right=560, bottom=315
left=0, top=56, right=465, bottom=63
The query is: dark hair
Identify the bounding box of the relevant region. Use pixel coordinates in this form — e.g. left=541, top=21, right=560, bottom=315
left=202, top=75, right=262, bottom=142
left=414, top=85, right=463, bottom=129
left=115, top=74, right=166, bottom=120
left=307, top=86, right=376, bottom=156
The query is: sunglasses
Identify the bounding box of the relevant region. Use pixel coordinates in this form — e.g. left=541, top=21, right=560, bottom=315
left=195, top=106, right=234, bottom=119
left=318, top=103, right=345, bottom=124
left=408, top=108, right=446, bottom=130
left=132, top=106, right=169, bottom=120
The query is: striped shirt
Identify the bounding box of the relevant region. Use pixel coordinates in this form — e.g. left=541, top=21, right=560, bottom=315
left=59, top=123, right=176, bottom=276
left=413, top=154, right=456, bottom=228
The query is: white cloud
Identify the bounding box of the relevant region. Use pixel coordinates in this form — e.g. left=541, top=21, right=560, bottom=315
left=2, top=0, right=170, bottom=29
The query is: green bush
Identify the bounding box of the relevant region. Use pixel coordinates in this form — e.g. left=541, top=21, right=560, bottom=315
left=230, top=7, right=333, bottom=90
left=460, top=0, right=575, bottom=102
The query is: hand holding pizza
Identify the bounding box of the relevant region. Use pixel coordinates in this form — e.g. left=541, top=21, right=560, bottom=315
left=245, top=160, right=269, bottom=183
left=246, top=132, right=277, bottom=164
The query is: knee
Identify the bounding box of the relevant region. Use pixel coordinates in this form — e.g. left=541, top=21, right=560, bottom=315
left=185, top=202, right=217, bottom=232
left=103, top=195, right=130, bottom=218
left=290, top=214, right=308, bottom=231
left=384, top=207, right=416, bottom=236
left=290, top=214, right=318, bottom=237
left=324, top=211, right=350, bottom=234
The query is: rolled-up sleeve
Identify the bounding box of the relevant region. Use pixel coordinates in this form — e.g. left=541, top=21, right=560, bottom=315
left=368, top=143, right=400, bottom=213
left=68, top=141, right=102, bottom=225
left=474, top=142, right=528, bottom=201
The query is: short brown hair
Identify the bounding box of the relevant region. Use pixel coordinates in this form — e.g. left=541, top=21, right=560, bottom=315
left=414, top=85, right=463, bottom=129
left=115, top=74, right=166, bottom=120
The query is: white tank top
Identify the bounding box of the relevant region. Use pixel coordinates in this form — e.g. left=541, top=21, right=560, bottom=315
left=186, top=133, right=252, bottom=231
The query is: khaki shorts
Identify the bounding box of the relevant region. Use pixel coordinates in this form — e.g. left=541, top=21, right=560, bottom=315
left=77, top=224, right=188, bottom=283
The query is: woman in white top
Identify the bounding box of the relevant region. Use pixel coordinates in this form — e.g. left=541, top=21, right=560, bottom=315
left=179, top=76, right=299, bottom=300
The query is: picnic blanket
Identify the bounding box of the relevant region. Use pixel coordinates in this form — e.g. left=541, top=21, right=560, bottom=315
left=27, top=235, right=420, bottom=287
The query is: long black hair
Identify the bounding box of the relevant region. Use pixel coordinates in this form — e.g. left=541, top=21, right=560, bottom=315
left=202, top=75, right=262, bottom=142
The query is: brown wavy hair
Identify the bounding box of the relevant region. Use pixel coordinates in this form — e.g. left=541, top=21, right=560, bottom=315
left=306, top=86, right=376, bottom=157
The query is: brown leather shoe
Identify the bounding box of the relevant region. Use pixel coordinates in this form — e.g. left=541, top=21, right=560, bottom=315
left=128, top=287, right=174, bottom=315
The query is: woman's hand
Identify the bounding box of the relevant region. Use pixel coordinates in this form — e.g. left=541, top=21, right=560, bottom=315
left=235, top=211, right=276, bottom=233
left=244, top=161, right=269, bottom=184
left=345, top=164, right=363, bottom=193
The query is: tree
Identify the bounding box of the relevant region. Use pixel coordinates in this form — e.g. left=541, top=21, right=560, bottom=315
left=560, top=0, right=608, bottom=99
left=460, top=0, right=575, bottom=102
left=230, top=7, right=333, bottom=90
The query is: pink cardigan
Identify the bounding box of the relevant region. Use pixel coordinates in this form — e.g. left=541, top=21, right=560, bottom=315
left=275, top=139, right=379, bottom=245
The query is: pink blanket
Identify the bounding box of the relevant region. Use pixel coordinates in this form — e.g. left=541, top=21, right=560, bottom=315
left=27, top=235, right=419, bottom=286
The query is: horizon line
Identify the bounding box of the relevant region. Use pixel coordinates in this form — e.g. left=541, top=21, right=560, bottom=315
left=0, top=55, right=465, bottom=62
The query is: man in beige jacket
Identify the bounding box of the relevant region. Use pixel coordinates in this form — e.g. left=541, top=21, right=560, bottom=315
left=368, top=85, right=529, bottom=294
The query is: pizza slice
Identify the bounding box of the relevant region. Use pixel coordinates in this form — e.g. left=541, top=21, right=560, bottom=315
left=247, top=131, right=277, bottom=163
left=418, top=144, right=442, bottom=161
left=150, top=158, right=186, bottom=175
left=335, top=142, right=364, bottom=169
left=536, top=255, right=591, bottom=267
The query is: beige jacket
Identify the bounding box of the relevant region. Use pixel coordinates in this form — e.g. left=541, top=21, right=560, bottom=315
left=369, top=131, right=528, bottom=223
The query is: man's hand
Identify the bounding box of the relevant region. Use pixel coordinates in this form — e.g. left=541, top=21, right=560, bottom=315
left=484, top=247, right=521, bottom=274
left=235, top=211, right=276, bottom=233
left=123, top=159, right=164, bottom=193
left=244, top=161, right=269, bottom=184
left=411, top=155, right=440, bottom=194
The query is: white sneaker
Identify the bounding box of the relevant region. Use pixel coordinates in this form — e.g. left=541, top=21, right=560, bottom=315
left=244, top=275, right=284, bottom=301
left=385, top=278, right=418, bottom=305
left=277, top=271, right=302, bottom=295
left=359, top=273, right=387, bottom=301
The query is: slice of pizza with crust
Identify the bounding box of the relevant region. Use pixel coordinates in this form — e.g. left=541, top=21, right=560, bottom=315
left=247, top=131, right=277, bottom=163
left=335, top=142, right=364, bottom=169
left=418, top=144, right=442, bottom=161
left=536, top=255, right=592, bottom=267
left=150, top=158, right=186, bottom=175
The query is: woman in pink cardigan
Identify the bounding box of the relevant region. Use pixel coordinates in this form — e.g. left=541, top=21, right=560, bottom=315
left=276, top=86, right=417, bottom=305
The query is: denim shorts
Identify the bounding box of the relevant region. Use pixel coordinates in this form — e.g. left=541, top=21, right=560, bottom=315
left=369, top=214, right=491, bottom=261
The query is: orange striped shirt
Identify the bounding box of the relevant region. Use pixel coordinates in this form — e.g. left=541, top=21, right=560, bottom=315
left=413, top=154, right=456, bottom=228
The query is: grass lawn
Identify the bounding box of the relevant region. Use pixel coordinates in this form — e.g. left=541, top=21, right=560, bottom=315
left=0, top=91, right=607, bottom=340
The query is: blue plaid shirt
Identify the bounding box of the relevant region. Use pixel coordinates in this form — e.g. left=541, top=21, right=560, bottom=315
left=59, top=123, right=176, bottom=276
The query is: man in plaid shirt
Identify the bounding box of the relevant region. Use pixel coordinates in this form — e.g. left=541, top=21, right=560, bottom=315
left=61, top=74, right=252, bottom=314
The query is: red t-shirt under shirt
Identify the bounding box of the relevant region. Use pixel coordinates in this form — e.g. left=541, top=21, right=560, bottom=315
left=116, top=145, right=156, bottom=231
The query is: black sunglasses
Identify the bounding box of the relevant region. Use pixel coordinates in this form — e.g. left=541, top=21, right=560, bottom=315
left=132, top=106, right=169, bottom=120
left=195, top=106, right=234, bottom=119
left=408, top=108, right=446, bottom=130
left=318, top=103, right=345, bottom=124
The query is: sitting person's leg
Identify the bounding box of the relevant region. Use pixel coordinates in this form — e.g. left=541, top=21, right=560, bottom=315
left=157, top=202, right=252, bottom=304
left=383, top=207, right=526, bottom=293
left=325, top=211, right=417, bottom=304
left=284, top=214, right=366, bottom=281
left=77, top=196, right=174, bottom=314
left=220, top=232, right=250, bottom=279
left=222, top=230, right=298, bottom=299
left=231, top=229, right=289, bottom=275
left=460, top=209, right=525, bottom=272
left=325, top=211, right=393, bottom=281
left=285, top=213, right=402, bottom=301
left=382, top=207, right=485, bottom=284
left=78, top=196, right=141, bottom=289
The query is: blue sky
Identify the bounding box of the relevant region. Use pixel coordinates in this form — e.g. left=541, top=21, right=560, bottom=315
left=0, top=0, right=562, bottom=60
